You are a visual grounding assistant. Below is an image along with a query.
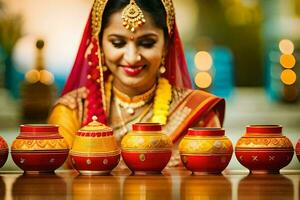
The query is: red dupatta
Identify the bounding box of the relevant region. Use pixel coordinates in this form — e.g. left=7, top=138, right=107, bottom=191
left=61, top=0, right=192, bottom=125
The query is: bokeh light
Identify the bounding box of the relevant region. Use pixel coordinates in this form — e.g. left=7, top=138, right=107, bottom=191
left=279, top=39, right=294, bottom=54
left=195, top=72, right=212, bottom=89
left=40, top=70, right=54, bottom=85
left=280, top=69, right=297, bottom=85
left=280, top=54, right=296, bottom=69
left=25, top=70, right=40, bottom=83
left=194, top=51, right=213, bottom=71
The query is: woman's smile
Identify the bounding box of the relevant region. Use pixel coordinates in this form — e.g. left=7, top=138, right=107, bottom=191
left=121, top=64, right=146, bottom=76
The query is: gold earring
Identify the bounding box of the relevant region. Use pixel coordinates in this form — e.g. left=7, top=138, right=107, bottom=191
left=160, top=66, right=166, bottom=74
left=102, top=65, right=108, bottom=72
left=96, top=65, right=107, bottom=72
left=160, top=57, right=166, bottom=74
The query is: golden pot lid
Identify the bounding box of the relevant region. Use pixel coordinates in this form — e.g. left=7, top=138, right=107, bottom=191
left=79, top=116, right=112, bottom=133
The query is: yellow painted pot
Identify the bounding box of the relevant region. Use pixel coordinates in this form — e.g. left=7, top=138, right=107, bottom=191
left=70, top=117, right=120, bottom=175
left=179, top=127, right=233, bottom=174
left=121, top=123, right=172, bottom=174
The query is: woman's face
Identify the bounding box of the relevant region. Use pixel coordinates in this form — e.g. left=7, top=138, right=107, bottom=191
left=102, top=10, right=166, bottom=93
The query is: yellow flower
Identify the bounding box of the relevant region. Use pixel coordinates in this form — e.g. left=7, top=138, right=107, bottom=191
left=151, top=78, right=172, bottom=125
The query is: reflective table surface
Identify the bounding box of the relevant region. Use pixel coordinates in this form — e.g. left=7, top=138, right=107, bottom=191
left=0, top=168, right=299, bottom=200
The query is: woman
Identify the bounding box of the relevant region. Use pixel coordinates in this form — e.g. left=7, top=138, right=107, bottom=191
left=48, top=0, right=225, bottom=154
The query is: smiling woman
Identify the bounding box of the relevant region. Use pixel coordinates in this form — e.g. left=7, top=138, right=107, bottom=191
left=48, top=0, right=225, bottom=167
left=101, top=11, right=164, bottom=95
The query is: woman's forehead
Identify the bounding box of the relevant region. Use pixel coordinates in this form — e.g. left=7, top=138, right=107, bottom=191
left=104, top=10, right=163, bottom=36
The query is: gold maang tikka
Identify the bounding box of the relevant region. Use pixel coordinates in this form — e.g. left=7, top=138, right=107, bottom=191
left=122, top=0, right=146, bottom=32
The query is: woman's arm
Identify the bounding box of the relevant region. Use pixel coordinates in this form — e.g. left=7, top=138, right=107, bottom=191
left=48, top=104, right=80, bottom=148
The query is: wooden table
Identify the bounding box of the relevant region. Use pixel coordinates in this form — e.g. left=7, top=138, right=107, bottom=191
left=0, top=168, right=299, bottom=200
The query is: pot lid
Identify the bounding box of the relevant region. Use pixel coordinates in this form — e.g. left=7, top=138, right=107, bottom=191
left=79, top=116, right=112, bottom=133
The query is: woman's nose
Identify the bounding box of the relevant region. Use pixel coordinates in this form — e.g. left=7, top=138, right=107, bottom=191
left=124, top=44, right=141, bottom=65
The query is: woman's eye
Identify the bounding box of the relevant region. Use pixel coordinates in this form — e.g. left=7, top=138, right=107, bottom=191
left=138, top=39, right=156, bottom=48
left=111, top=40, right=126, bottom=48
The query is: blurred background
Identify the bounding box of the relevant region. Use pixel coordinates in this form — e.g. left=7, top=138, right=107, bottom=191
left=0, top=0, right=299, bottom=170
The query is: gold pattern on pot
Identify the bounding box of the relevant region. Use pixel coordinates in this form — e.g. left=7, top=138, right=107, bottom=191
left=121, top=133, right=172, bottom=150
left=11, top=139, right=69, bottom=151
left=236, top=137, right=293, bottom=149
left=71, top=116, right=120, bottom=155
left=179, top=136, right=232, bottom=154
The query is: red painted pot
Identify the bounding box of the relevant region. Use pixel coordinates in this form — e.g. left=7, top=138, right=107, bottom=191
left=70, top=117, right=120, bottom=175
left=296, top=138, right=300, bottom=162
left=121, top=123, right=172, bottom=174
left=11, top=124, right=69, bottom=173
left=0, top=136, right=8, bottom=168
left=179, top=128, right=233, bottom=175
left=235, top=125, right=294, bottom=174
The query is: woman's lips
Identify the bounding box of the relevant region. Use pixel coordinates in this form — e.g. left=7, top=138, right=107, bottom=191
left=122, top=65, right=144, bottom=76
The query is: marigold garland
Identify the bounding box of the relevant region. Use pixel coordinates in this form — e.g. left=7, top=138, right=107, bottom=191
left=151, top=78, right=172, bottom=125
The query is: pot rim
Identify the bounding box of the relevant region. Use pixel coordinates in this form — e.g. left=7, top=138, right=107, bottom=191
left=20, top=124, right=59, bottom=133
left=187, top=127, right=225, bottom=136
left=132, top=123, right=162, bottom=131
left=246, top=125, right=282, bottom=134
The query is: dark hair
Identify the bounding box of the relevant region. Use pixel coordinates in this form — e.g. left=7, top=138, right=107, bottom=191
left=100, top=0, right=168, bottom=42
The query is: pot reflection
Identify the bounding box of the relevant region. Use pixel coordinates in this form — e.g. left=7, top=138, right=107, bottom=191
left=12, top=174, right=67, bottom=199
left=180, top=175, right=231, bottom=199
left=238, top=174, right=293, bottom=200
left=0, top=176, right=5, bottom=199
left=124, top=175, right=172, bottom=200
left=72, top=175, right=121, bottom=200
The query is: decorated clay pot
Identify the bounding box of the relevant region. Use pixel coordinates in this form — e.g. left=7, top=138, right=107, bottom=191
left=11, top=124, right=69, bottom=173
left=0, top=136, right=8, bottom=168
left=235, top=125, right=294, bottom=174
left=179, top=128, right=233, bottom=175
left=296, top=138, right=300, bottom=162
left=121, top=123, right=172, bottom=174
left=70, top=117, right=120, bottom=175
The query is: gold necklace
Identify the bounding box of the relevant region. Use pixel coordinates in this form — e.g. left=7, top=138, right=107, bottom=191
left=114, top=99, right=128, bottom=138
left=113, top=83, right=156, bottom=115
left=105, top=76, right=172, bottom=137
left=114, top=99, right=152, bottom=139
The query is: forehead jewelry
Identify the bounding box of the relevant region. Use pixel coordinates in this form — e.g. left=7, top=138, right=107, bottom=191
left=122, top=0, right=146, bottom=32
